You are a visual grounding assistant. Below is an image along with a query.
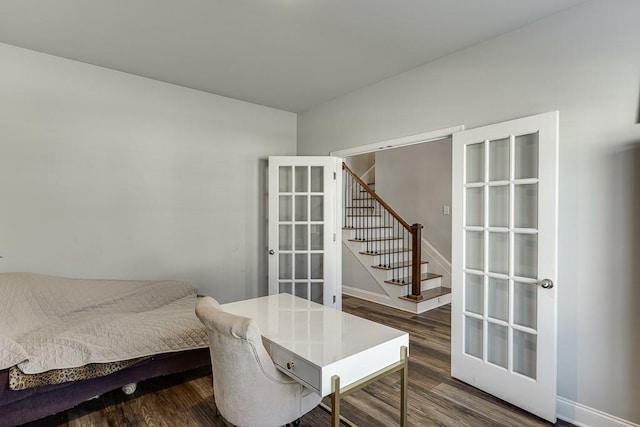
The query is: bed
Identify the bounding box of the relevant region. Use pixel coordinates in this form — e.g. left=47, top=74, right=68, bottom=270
left=0, top=273, right=211, bottom=426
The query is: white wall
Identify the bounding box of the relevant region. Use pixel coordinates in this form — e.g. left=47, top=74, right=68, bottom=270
left=299, top=0, right=640, bottom=424
left=345, top=152, right=375, bottom=178
left=376, top=138, right=452, bottom=261
left=342, top=244, right=383, bottom=294
left=0, top=43, right=297, bottom=303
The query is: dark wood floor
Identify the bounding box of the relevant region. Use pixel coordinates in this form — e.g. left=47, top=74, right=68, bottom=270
left=24, top=296, right=570, bottom=426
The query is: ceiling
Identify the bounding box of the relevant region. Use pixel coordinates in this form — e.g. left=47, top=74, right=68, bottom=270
left=0, top=0, right=589, bottom=112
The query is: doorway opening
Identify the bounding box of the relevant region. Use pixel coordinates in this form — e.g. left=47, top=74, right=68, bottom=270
left=331, top=125, right=462, bottom=313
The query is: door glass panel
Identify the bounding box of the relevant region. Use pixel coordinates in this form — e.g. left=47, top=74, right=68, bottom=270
left=295, top=254, right=308, bottom=279
left=488, top=277, right=509, bottom=321
left=295, top=282, right=308, bottom=299
left=514, top=281, right=537, bottom=329
left=514, top=233, right=538, bottom=279
left=295, top=195, right=308, bottom=221
left=295, top=166, right=308, bottom=192
left=466, top=142, right=485, bottom=183
left=488, top=232, right=509, bottom=275
left=514, top=184, right=538, bottom=229
left=310, top=167, right=324, bottom=192
left=310, top=196, right=324, bottom=221
left=487, top=323, right=508, bottom=369
left=311, top=253, right=323, bottom=279
left=279, top=196, right=292, bottom=221
left=465, top=273, right=484, bottom=315
left=279, top=254, right=292, bottom=280
left=489, top=185, right=509, bottom=228
left=515, top=133, right=539, bottom=179
left=279, top=282, right=292, bottom=295
left=279, top=225, right=292, bottom=250
left=311, top=282, right=323, bottom=304
left=464, top=316, right=483, bottom=359
left=295, top=224, right=308, bottom=250
left=310, top=224, right=323, bottom=250
left=279, top=166, right=292, bottom=192
left=489, top=138, right=510, bottom=181
left=466, top=187, right=484, bottom=226
left=513, top=330, right=537, bottom=380
left=465, top=231, right=484, bottom=271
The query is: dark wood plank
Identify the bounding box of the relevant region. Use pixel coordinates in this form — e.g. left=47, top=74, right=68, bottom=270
left=21, top=296, right=571, bottom=426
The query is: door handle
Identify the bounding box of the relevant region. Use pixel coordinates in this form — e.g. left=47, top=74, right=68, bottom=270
left=269, top=249, right=275, bottom=255
left=535, top=279, right=554, bottom=289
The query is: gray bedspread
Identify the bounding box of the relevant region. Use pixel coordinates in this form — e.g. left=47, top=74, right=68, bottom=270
left=0, top=273, right=208, bottom=374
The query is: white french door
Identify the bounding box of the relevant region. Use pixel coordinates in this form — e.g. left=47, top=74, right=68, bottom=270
left=451, top=112, right=559, bottom=422
left=268, top=156, right=342, bottom=308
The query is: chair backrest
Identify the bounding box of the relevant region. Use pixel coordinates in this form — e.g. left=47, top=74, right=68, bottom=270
left=195, top=297, right=306, bottom=426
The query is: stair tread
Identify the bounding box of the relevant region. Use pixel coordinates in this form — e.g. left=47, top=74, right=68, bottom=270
left=346, top=214, right=382, bottom=217
left=398, top=287, right=451, bottom=302
left=372, top=260, right=428, bottom=270
left=351, top=197, right=373, bottom=201
left=348, top=237, right=401, bottom=243
left=343, top=226, right=393, bottom=230
left=359, top=248, right=410, bottom=256
left=384, top=272, right=442, bottom=285
left=345, top=206, right=375, bottom=209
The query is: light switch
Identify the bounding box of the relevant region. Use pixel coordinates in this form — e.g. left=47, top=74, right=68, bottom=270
left=443, top=205, right=450, bottom=215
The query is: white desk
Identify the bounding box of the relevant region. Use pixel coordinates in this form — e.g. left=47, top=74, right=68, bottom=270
left=222, top=293, right=409, bottom=426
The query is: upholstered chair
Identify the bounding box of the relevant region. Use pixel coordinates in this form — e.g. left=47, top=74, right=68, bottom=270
left=195, top=296, right=322, bottom=427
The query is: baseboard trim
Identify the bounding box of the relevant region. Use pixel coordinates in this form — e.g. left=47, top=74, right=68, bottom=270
left=557, top=396, right=639, bottom=427
left=342, top=286, right=395, bottom=307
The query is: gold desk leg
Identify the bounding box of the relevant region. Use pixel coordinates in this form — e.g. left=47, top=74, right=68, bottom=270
left=400, top=346, right=408, bottom=427
left=331, top=375, right=341, bottom=427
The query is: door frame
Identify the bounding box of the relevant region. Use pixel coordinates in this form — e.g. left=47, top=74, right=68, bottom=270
left=330, top=125, right=464, bottom=296
left=329, top=125, right=464, bottom=158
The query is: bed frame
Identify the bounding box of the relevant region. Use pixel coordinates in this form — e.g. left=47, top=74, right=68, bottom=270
left=0, top=348, right=211, bottom=427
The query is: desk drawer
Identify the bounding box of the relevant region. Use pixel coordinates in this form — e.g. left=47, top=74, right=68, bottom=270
left=271, top=346, right=321, bottom=393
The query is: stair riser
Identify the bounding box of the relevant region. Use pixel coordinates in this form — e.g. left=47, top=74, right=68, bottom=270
left=382, top=263, right=429, bottom=281
left=345, top=207, right=377, bottom=215
left=385, top=276, right=440, bottom=292
left=353, top=239, right=405, bottom=252
left=421, top=276, right=442, bottom=291
left=345, top=228, right=395, bottom=240
left=344, top=217, right=383, bottom=228
left=386, top=277, right=441, bottom=296
left=363, top=251, right=411, bottom=265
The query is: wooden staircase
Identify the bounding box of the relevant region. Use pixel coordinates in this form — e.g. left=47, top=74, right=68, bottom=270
left=342, top=165, right=450, bottom=314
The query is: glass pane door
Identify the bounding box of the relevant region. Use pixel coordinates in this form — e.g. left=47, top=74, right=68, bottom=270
left=269, top=157, right=340, bottom=307
left=451, top=112, right=558, bottom=422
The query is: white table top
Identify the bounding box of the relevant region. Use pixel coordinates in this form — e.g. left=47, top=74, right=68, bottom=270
left=221, top=293, right=408, bottom=369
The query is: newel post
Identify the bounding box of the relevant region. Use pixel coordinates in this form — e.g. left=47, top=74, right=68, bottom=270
left=407, top=223, right=424, bottom=301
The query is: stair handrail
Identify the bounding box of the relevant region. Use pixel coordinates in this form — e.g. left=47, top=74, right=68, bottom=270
left=342, top=162, right=412, bottom=229
left=342, top=162, right=424, bottom=301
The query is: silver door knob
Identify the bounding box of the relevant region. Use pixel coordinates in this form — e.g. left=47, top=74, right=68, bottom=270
left=536, top=279, right=554, bottom=289
left=269, top=249, right=275, bottom=255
